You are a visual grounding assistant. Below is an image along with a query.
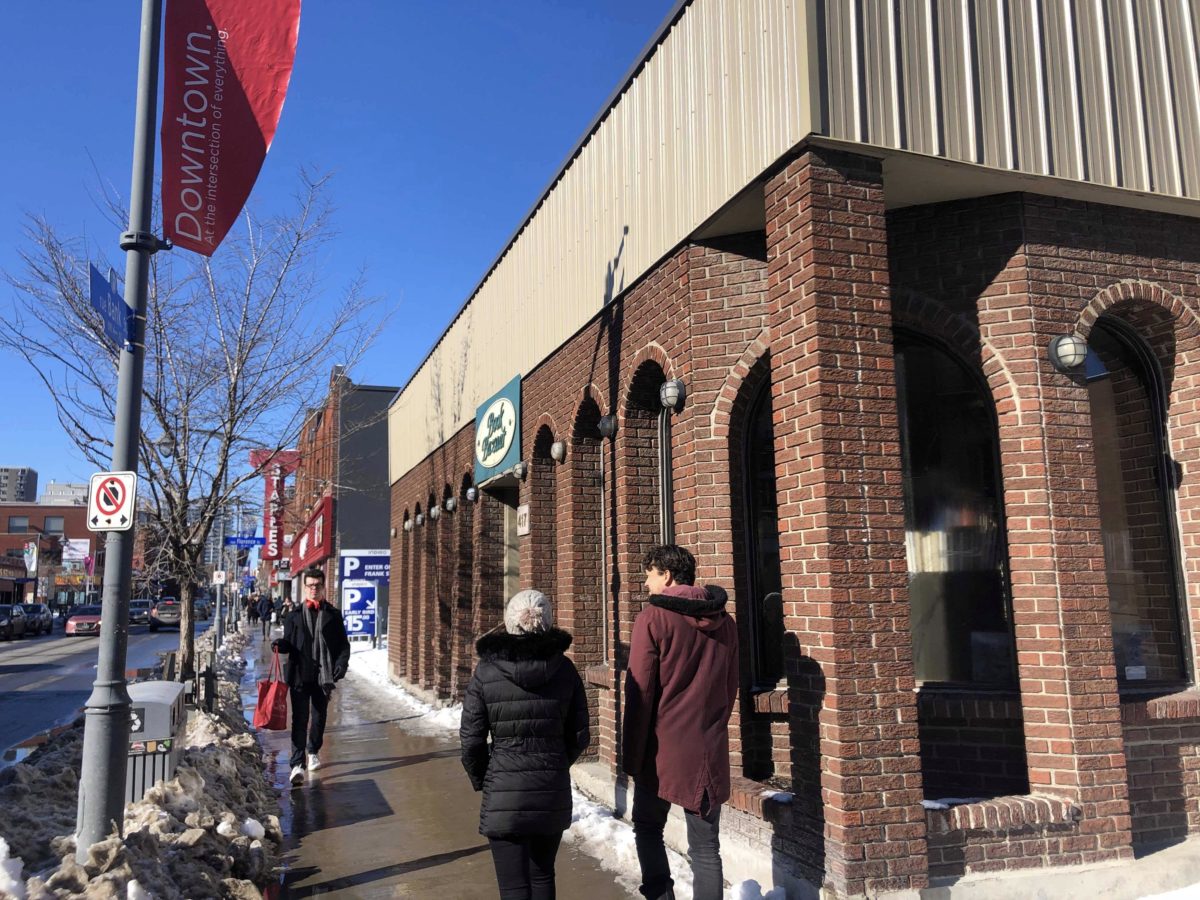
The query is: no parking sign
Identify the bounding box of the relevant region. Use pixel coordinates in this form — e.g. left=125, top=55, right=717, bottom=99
left=342, top=579, right=377, bottom=638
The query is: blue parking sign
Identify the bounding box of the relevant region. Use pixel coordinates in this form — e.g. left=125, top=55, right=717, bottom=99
left=342, top=579, right=376, bottom=638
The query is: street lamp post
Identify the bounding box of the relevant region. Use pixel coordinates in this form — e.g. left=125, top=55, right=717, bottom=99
left=76, top=0, right=165, bottom=862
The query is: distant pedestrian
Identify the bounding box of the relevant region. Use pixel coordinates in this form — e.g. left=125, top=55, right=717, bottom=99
left=460, top=590, right=589, bottom=900
left=271, top=569, right=350, bottom=786
left=256, top=594, right=274, bottom=638
left=623, top=544, right=738, bottom=900
left=248, top=596, right=260, bottom=626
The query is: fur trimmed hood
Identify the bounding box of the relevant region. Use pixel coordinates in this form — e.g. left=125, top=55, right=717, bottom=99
left=475, top=627, right=574, bottom=690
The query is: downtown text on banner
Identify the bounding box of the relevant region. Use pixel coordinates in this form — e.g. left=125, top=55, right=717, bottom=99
left=161, top=0, right=301, bottom=256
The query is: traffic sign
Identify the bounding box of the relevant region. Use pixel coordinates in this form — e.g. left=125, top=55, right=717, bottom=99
left=87, top=471, right=137, bottom=532
left=212, top=570, right=227, bottom=585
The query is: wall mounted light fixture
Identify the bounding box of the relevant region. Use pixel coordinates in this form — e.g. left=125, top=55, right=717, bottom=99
left=466, top=486, right=479, bottom=503
left=1049, top=334, right=1088, bottom=372
left=659, top=378, right=686, bottom=411
left=429, top=506, right=440, bottom=521
left=550, top=441, right=566, bottom=463
left=444, top=497, right=458, bottom=513
left=390, top=526, right=397, bottom=538
left=415, top=513, right=425, bottom=526
left=403, top=519, right=413, bottom=532
left=513, top=461, right=528, bottom=480
left=598, top=414, right=617, bottom=440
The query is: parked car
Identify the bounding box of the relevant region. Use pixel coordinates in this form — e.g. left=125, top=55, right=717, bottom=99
left=194, top=597, right=212, bottom=620
left=22, top=603, right=53, bottom=636
left=149, top=599, right=182, bottom=632
left=129, top=599, right=153, bottom=626
left=66, top=605, right=103, bottom=637
left=0, top=604, right=29, bottom=640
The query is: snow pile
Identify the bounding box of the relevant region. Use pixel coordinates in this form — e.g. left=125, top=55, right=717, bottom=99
left=350, top=648, right=463, bottom=733
left=0, top=837, right=27, bottom=900
left=730, top=881, right=788, bottom=900
left=1140, top=887, right=1200, bottom=899
left=0, top=629, right=283, bottom=899
left=564, top=787, right=694, bottom=898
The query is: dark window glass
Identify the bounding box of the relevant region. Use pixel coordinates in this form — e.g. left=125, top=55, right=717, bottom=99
left=43, top=516, right=64, bottom=534
left=1087, top=320, right=1187, bottom=685
left=7, top=516, right=28, bottom=534
left=743, top=381, right=784, bottom=686
left=897, top=334, right=1015, bottom=685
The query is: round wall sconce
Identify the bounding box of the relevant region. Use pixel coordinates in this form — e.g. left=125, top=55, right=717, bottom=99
left=598, top=414, right=617, bottom=440
left=513, top=461, right=529, bottom=480
left=390, top=526, right=397, bottom=538
left=429, top=506, right=440, bottom=521
left=465, top=486, right=479, bottom=503
left=444, top=496, right=458, bottom=513
left=550, top=441, right=566, bottom=463
left=1049, top=334, right=1088, bottom=372
left=415, top=513, right=425, bottom=526
left=403, top=519, right=413, bottom=532
left=659, top=378, right=686, bottom=411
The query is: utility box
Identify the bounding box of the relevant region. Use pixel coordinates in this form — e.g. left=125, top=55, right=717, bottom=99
left=125, top=680, right=186, bottom=804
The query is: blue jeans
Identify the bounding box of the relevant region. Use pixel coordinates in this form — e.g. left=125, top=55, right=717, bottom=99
left=632, top=783, right=723, bottom=900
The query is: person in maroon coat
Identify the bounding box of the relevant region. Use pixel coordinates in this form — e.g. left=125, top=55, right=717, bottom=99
left=622, top=544, right=739, bottom=900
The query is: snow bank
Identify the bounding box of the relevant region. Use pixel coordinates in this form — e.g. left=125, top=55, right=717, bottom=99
left=0, top=628, right=282, bottom=899
left=0, top=836, right=27, bottom=900
left=350, top=648, right=463, bottom=733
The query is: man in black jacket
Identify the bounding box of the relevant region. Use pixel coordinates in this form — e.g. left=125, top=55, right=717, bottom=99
left=271, top=568, right=350, bottom=786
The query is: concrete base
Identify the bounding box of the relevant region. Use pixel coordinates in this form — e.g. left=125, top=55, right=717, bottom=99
left=572, top=760, right=1200, bottom=899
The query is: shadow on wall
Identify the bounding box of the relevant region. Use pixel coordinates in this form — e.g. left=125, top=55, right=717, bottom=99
left=779, top=632, right=826, bottom=888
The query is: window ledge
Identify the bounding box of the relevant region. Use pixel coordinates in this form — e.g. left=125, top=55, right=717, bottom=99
left=585, top=662, right=615, bottom=689
left=728, top=775, right=793, bottom=824
left=750, top=687, right=789, bottom=715
left=1121, top=689, right=1200, bottom=723
left=926, top=795, right=1080, bottom=836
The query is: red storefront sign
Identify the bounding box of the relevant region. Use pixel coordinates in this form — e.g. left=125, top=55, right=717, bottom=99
left=250, top=449, right=300, bottom=561
left=161, top=0, right=302, bottom=255
left=291, top=495, right=333, bottom=572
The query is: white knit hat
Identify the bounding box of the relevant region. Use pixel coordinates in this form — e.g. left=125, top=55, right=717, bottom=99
left=504, top=590, right=552, bottom=635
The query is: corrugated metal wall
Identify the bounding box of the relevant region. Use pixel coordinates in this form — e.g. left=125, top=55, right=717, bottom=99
left=389, top=0, right=814, bottom=483
left=818, top=0, right=1200, bottom=198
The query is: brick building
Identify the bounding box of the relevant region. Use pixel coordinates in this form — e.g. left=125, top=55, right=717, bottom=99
left=385, top=2, right=1200, bottom=896
left=283, top=367, right=395, bottom=610
left=0, top=502, right=101, bottom=606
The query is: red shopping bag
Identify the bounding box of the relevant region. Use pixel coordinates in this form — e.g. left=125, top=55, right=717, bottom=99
left=253, top=651, right=289, bottom=730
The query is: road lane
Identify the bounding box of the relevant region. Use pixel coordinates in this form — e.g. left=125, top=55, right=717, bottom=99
left=0, top=617, right=217, bottom=754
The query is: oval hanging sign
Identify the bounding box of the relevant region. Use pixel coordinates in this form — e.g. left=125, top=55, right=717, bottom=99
left=476, top=397, right=517, bottom=468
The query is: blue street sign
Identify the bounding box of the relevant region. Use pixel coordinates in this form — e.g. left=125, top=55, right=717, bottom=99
left=88, top=264, right=135, bottom=347
left=223, top=536, right=265, bottom=548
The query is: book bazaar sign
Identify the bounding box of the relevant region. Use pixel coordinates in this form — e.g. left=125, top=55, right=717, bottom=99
left=474, top=374, right=521, bottom=484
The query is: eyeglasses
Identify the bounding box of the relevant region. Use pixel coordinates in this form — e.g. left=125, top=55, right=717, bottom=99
left=304, top=583, right=322, bottom=591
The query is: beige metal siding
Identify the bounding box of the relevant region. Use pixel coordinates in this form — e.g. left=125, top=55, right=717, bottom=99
left=817, top=0, right=1200, bottom=198
left=389, top=0, right=815, bottom=483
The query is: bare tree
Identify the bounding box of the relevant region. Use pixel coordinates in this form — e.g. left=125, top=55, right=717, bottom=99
left=2, top=171, right=384, bottom=676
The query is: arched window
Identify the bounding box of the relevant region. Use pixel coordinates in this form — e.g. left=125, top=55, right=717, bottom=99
left=896, top=332, right=1015, bottom=685
left=742, top=379, right=784, bottom=687
left=1087, top=318, right=1189, bottom=686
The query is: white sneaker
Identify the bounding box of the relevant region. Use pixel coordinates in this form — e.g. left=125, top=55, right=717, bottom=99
left=289, top=765, right=304, bottom=786
left=307, top=753, right=321, bottom=771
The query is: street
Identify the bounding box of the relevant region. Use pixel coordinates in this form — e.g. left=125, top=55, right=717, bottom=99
left=0, top=617, right=214, bottom=757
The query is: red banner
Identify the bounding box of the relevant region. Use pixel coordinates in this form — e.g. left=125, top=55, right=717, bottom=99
left=161, top=0, right=301, bottom=255
left=292, top=495, right=334, bottom=572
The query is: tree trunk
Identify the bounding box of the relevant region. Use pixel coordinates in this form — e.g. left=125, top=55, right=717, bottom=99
left=178, top=580, right=196, bottom=680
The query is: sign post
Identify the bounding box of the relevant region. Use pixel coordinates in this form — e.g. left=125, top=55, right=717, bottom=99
left=76, top=0, right=168, bottom=862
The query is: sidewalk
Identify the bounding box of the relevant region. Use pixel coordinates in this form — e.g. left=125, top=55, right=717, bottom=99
left=241, top=634, right=637, bottom=899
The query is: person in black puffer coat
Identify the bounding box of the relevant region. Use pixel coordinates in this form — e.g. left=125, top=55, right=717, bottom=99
left=460, top=590, right=590, bottom=900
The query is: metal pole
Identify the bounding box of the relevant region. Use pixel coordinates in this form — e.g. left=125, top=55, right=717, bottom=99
left=215, top=499, right=226, bottom=650
left=76, top=0, right=164, bottom=862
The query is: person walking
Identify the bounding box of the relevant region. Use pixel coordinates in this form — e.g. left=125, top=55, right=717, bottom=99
left=271, top=568, right=350, bottom=786
left=248, top=595, right=260, bottom=627
left=257, top=593, right=274, bottom=639
left=460, top=590, right=590, bottom=900
left=622, top=544, right=739, bottom=900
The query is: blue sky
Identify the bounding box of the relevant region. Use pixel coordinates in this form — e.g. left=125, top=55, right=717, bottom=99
left=0, top=0, right=673, bottom=487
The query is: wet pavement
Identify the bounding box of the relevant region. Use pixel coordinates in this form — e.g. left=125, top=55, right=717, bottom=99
left=241, top=635, right=636, bottom=899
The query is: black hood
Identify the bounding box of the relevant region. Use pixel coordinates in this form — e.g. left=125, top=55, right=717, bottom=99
left=475, top=627, right=573, bottom=690
left=649, top=584, right=729, bottom=618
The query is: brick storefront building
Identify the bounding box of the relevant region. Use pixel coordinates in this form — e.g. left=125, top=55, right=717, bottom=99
left=0, top=502, right=101, bottom=605
left=386, top=2, right=1200, bottom=896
